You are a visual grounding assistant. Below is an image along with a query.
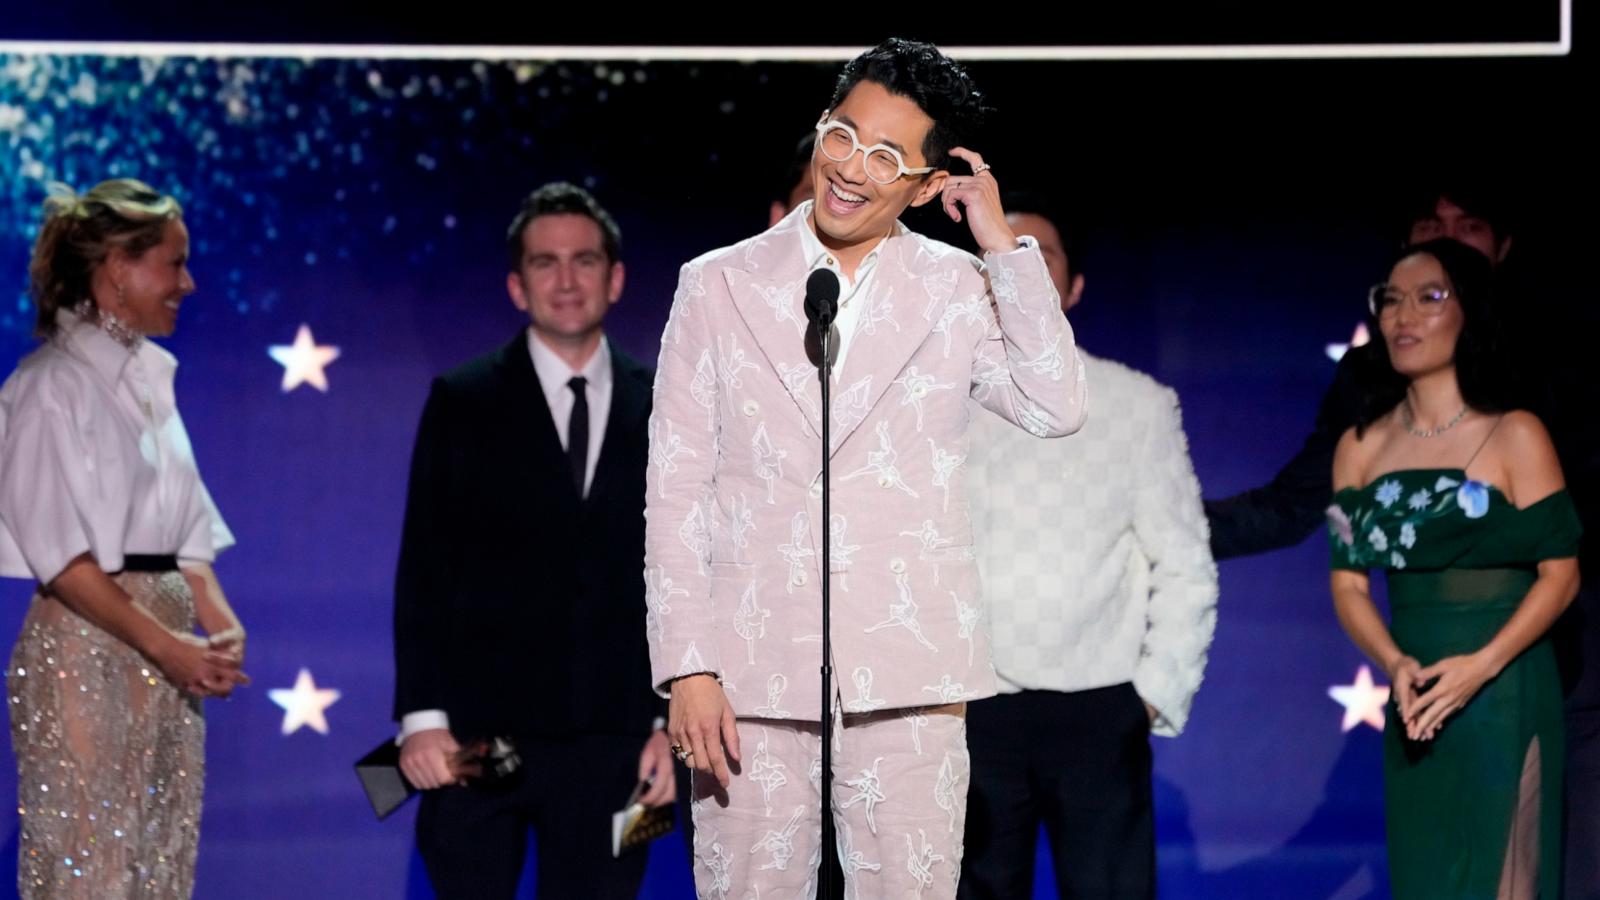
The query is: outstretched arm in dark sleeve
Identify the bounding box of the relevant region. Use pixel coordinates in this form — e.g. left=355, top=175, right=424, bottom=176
left=1204, top=353, right=1363, bottom=560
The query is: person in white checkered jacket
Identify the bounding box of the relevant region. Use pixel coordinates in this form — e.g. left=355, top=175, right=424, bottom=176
left=959, top=194, right=1219, bottom=900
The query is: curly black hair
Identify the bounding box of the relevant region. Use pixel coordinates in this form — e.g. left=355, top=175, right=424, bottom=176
left=828, top=38, right=992, bottom=171
left=1352, top=237, right=1514, bottom=435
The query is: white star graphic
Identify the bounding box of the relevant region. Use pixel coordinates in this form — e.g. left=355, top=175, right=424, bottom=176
left=269, top=668, right=342, bottom=735
left=268, top=324, right=341, bottom=392
left=1328, top=664, right=1390, bottom=733
left=1325, top=322, right=1371, bottom=363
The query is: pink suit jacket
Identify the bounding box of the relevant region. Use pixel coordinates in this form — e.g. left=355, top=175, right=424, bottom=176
left=644, top=207, right=1087, bottom=720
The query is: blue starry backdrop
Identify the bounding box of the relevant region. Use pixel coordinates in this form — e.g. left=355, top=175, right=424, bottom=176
left=0, top=48, right=1584, bottom=899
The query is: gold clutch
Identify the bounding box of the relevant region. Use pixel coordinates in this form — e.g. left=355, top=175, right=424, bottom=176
left=610, top=777, right=675, bottom=857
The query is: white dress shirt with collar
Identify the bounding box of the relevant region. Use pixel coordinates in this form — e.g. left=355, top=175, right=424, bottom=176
left=796, top=200, right=897, bottom=375
left=0, top=309, right=234, bottom=585
left=526, top=327, right=612, bottom=498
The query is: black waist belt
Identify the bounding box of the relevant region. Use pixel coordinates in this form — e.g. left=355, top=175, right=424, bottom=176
left=118, top=554, right=180, bottom=573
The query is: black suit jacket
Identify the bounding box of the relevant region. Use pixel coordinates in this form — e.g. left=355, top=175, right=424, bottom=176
left=1203, top=351, right=1364, bottom=560
left=392, top=332, right=663, bottom=740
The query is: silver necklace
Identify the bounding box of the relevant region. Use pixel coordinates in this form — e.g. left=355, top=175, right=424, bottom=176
left=73, top=300, right=144, bottom=350
left=1402, top=401, right=1468, bottom=438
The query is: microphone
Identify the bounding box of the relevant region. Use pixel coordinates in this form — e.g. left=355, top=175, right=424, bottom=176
left=803, top=269, right=841, bottom=370
left=804, top=269, right=840, bottom=328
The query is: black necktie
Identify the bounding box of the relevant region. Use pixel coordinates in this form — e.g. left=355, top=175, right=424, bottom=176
left=567, top=376, right=588, bottom=496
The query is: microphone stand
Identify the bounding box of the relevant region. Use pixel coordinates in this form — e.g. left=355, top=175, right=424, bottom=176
left=817, top=318, right=836, bottom=900
left=803, top=267, right=841, bottom=898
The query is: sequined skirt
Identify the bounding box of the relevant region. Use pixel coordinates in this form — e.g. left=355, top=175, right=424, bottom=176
left=7, top=571, right=205, bottom=899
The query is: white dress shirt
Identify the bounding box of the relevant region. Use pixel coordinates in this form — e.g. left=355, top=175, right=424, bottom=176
left=527, top=328, right=612, bottom=498
left=797, top=200, right=895, bottom=375
left=0, top=309, right=234, bottom=584
left=401, top=328, right=618, bottom=741
left=967, top=351, right=1218, bottom=737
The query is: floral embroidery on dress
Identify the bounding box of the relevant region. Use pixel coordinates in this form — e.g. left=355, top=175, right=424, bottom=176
left=1367, top=526, right=1389, bottom=553
left=1457, top=481, right=1491, bottom=519
left=1326, top=504, right=1354, bottom=546
left=1329, top=471, right=1500, bottom=569
left=1375, top=480, right=1403, bottom=508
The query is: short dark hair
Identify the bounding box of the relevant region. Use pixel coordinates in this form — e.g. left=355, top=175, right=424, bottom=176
left=772, top=132, right=815, bottom=207
left=1353, top=237, right=1512, bottom=435
left=828, top=38, right=991, bottom=171
left=1002, top=191, right=1082, bottom=280
left=1394, top=182, right=1514, bottom=247
left=505, top=181, right=621, bottom=272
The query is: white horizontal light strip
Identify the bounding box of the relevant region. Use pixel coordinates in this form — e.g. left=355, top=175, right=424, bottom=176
left=0, top=27, right=1572, bottom=62
left=0, top=0, right=1572, bottom=64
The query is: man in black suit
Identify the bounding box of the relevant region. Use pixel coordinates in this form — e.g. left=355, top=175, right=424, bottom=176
left=391, top=182, right=673, bottom=898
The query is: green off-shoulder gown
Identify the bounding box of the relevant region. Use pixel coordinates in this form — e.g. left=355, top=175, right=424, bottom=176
left=1328, top=469, right=1581, bottom=899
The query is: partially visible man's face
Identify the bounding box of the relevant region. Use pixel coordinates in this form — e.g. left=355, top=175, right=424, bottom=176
left=810, top=80, right=947, bottom=251
left=505, top=213, right=623, bottom=344
left=769, top=166, right=816, bottom=228
left=1006, top=212, right=1084, bottom=312
left=1408, top=197, right=1509, bottom=264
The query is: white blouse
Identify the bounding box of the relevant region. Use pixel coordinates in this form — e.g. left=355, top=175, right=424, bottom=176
left=0, top=310, right=233, bottom=584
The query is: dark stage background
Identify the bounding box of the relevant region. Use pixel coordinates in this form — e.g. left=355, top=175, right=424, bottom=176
left=0, top=13, right=1588, bottom=899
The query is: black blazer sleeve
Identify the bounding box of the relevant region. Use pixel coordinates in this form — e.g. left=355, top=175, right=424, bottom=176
left=392, top=377, right=455, bottom=720
left=1204, top=354, right=1363, bottom=561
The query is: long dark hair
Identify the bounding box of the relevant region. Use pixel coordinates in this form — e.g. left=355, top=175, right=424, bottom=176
left=1352, top=238, right=1512, bottom=435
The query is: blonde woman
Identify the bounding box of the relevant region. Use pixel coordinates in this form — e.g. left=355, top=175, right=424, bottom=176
left=0, top=179, right=247, bottom=897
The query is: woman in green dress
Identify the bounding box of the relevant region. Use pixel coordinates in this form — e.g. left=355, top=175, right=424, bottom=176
left=1327, top=238, right=1581, bottom=899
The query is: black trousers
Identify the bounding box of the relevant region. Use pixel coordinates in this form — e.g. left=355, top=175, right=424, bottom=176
left=959, top=685, right=1155, bottom=900
left=416, top=732, right=648, bottom=900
